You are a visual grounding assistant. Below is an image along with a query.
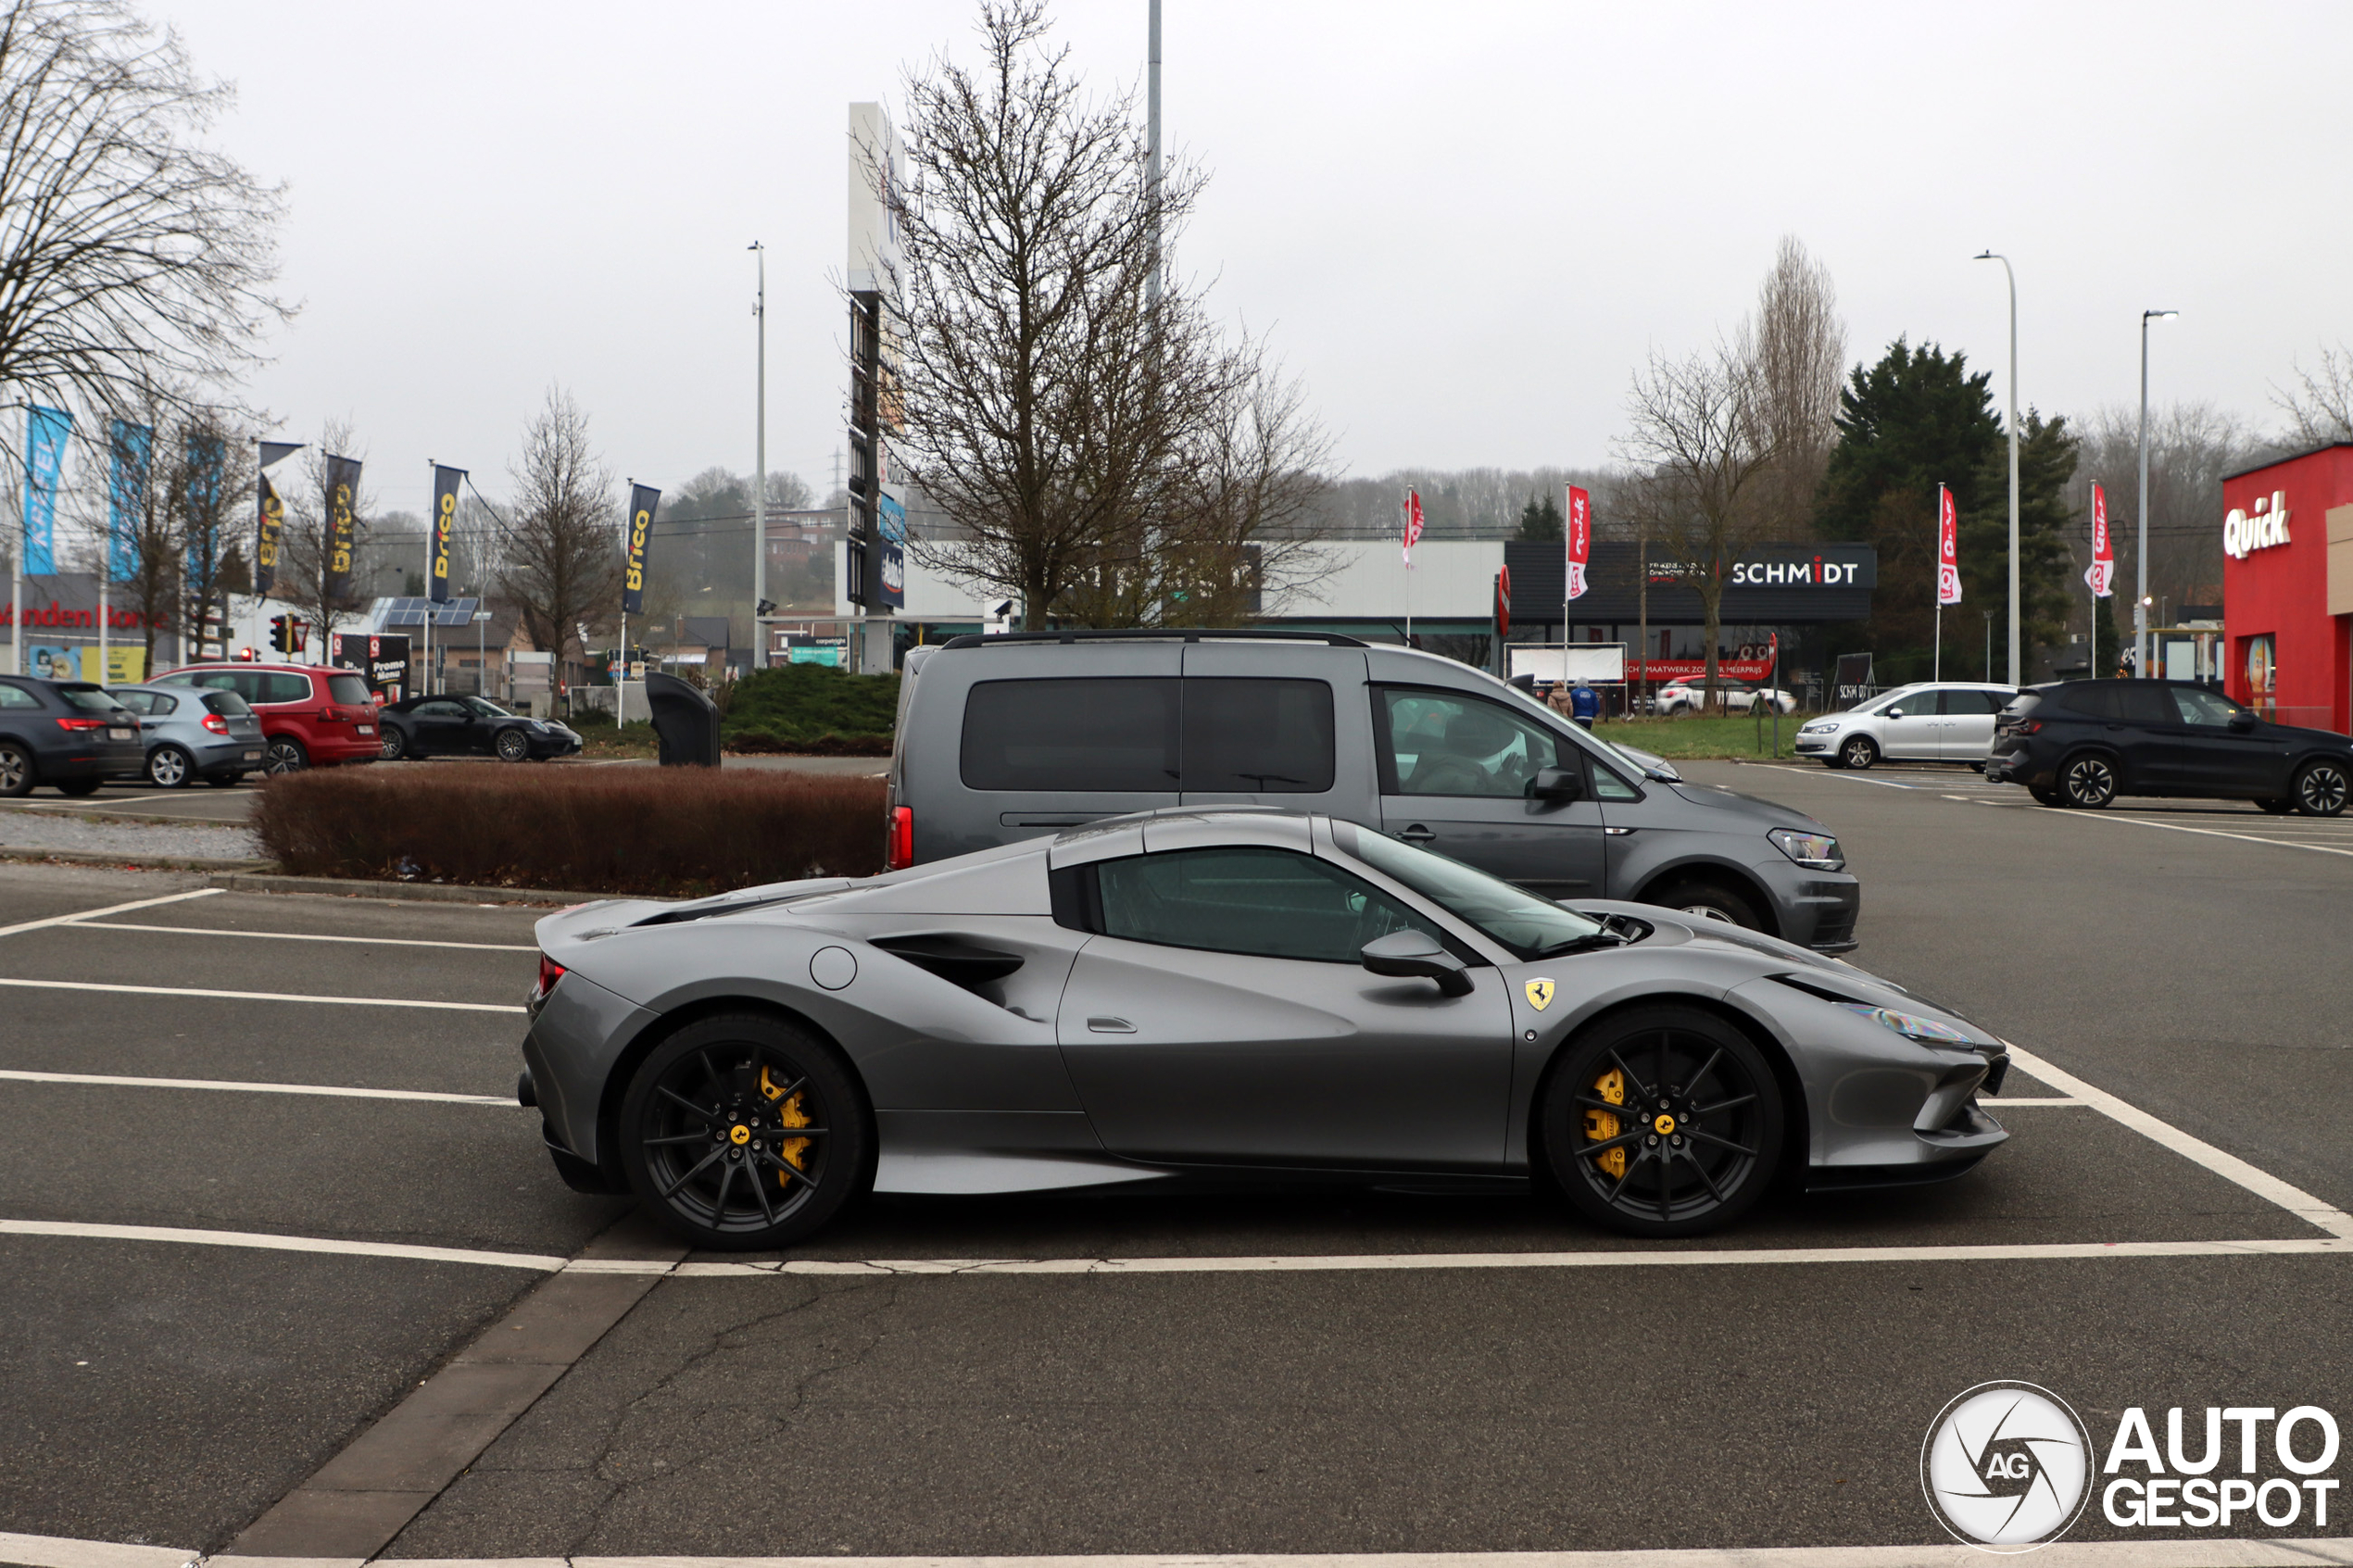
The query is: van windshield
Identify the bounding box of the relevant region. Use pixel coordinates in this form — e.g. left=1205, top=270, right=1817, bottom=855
left=1335, top=822, right=1612, bottom=960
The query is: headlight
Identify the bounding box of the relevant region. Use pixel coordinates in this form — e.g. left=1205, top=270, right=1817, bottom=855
left=1768, top=826, right=1843, bottom=871
left=1798, top=720, right=1837, bottom=734
left=1840, top=1002, right=1973, bottom=1047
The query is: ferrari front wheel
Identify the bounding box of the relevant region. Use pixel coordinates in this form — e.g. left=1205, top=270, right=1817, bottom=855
left=1539, top=1006, right=1783, bottom=1237
left=619, top=1013, right=870, bottom=1249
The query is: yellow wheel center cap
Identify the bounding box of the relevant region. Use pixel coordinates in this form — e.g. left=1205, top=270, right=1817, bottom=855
left=729, top=1124, right=751, bottom=1145
left=1654, top=1113, right=1677, bottom=1135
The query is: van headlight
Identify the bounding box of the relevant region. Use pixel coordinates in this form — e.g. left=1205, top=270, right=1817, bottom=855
left=1797, top=719, right=1838, bottom=734
left=1768, top=827, right=1843, bottom=871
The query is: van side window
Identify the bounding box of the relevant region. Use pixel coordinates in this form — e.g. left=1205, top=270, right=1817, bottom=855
left=1939, top=689, right=2003, bottom=715
left=961, top=678, right=1179, bottom=791
left=1094, top=847, right=1441, bottom=962
left=1377, top=688, right=1561, bottom=798
left=1181, top=679, right=1335, bottom=793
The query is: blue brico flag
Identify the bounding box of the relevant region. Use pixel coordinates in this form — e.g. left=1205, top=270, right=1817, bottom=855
left=107, top=420, right=153, bottom=583
left=182, top=432, right=224, bottom=594
left=23, top=406, right=71, bottom=575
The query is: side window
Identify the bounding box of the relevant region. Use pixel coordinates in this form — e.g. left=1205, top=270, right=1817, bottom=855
left=1180, top=679, right=1335, bottom=793
left=151, top=672, right=192, bottom=688
left=2057, top=684, right=2117, bottom=719
left=961, top=677, right=1179, bottom=791
left=1940, top=689, right=2001, bottom=716
left=2117, top=684, right=2177, bottom=725
left=1094, top=847, right=1442, bottom=962
left=2172, top=687, right=2243, bottom=727
left=1379, top=688, right=1562, bottom=797
left=114, top=692, right=153, bottom=715
left=261, top=673, right=313, bottom=704
left=0, top=682, right=39, bottom=709
left=1590, top=762, right=1642, bottom=802
left=417, top=699, right=467, bottom=719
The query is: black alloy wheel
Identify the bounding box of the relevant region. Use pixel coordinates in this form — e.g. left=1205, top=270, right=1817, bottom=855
left=2295, top=759, right=2350, bottom=818
left=0, top=741, right=36, bottom=797
left=1652, top=879, right=1763, bottom=932
left=145, top=745, right=194, bottom=789
left=495, top=727, right=531, bottom=763
left=1541, top=1006, right=1784, bottom=1237
left=263, top=736, right=308, bottom=774
left=2061, top=753, right=2118, bottom=809
left=380, top=725, right=408, bottom=760
left=619, top=1013, right=869, bottom=1249
left=1839, top=734, right=1880, bottom=771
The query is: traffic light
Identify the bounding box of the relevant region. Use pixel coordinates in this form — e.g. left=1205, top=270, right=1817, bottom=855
left=268, top=615, right=303, bottom=654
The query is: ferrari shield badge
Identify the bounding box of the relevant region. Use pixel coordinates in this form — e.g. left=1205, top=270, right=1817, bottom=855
left=1525, top=978, right=1555, bottom=1011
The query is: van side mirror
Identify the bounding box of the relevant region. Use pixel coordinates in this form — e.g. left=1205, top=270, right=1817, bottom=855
left=1531, top=766, right=1585, bottom=802
left=1360, top=930, right=1474, bottom=997
left=1883, top=707, right=1905, bottom=720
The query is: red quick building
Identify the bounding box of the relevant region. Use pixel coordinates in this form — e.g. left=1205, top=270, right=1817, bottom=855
left=2221, top=442, right=2353, bottom=734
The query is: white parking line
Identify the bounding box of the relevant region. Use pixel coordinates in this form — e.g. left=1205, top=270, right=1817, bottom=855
left=2036, top=807, right=2353, bottom=860
left=0, top=1218, right=565, bottom=1270
left=0, top=1068, right=515, bottom=1106
left=1981, top=1097, right=2083, bottom=1107
left=0, top=976, right=524, bottom=1013
left=0, top=888, right=222, bottom=939
left=66, top=920, right=535, bottom=951
left=0, top=1530, right=199, bottom=1568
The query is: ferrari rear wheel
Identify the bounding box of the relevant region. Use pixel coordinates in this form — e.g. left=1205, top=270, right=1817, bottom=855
left=1540, top=1006, right=1783, bottom=1237
left=619, top=1013, right=869, bottom=1249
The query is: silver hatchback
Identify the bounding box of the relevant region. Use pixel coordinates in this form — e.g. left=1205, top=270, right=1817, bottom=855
left=109, top=684, right=266, bottom=787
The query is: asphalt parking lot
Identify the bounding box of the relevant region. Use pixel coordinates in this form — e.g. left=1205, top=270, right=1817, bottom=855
left=2, top=762, right=2350, bottom=1564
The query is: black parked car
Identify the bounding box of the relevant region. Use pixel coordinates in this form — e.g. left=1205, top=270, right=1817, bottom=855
left=1987, top=679, right=2353, bottom=814
left=0, top=677, right=145, bottom=797
left=377, top=695, right=582, bottom=762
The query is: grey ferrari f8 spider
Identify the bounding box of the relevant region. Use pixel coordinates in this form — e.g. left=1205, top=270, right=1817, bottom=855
left=521, top=808, right=2009, bottom=1248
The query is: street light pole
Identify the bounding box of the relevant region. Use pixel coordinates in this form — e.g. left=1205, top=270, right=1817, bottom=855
left=1147, top=0, right=1162, bottom=308
left=1975, top=252, right=2020, bottom=686
left=2137, top=308, right=2179, bottom=678
left=749, top=241, right=767, bottom=671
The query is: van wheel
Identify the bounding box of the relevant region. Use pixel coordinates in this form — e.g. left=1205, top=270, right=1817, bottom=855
left=1651, top=879, right=1764, bottom=933
left=2295, top=759, right=2350, bottom=817
left=1838, top=734, right=1879, bottom=770
left=263, top=737, right=308, bottom=774
left=2061, top=754, right=2118, bottom=809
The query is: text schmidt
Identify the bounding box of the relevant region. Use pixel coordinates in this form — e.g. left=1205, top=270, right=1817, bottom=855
left=2101, top=1406, right=2340, bottom=1529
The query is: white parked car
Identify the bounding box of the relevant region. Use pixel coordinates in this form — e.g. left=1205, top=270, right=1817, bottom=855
left=1655, top=676, right=1796, bottom=716
left=1793, top=682, right=2019, bottom=769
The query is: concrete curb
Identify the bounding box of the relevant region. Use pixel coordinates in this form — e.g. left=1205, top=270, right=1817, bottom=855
left=206, top=871, right=639, bottom=907
left=0, top=846, right=271, bottom=872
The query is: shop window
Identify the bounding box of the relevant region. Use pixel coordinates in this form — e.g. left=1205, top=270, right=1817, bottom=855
left=2244, top=635, right=2276, bottom=717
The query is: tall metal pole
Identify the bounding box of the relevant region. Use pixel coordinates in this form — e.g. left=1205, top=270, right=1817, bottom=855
left=750, top=241, right=768, bottom=671
left=1147, top=0, right=1162, bottom=308
left=1976, top=252, right=2020, bottom=685
left=2137, top=309, right=2177, bottom=679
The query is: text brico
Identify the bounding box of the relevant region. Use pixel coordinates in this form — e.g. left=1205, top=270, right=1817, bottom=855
left=2223, top=492, right=2291, bottom=561
left=626, top=507, right=650, bottom=591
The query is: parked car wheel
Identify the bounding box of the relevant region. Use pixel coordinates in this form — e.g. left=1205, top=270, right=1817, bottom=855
left=0, top=741, right=33, bottom=797
left=495, top=728, right=531, bottom=762
left=145, top=744, right=195, bottom=789
left=263, top=736, right=308, bottom=774
left=1539, top=1004, right=1785, bottom=1237
left=1649, top=878, right=1764, bottom=933
left=1838, top=734, right=1880, bottom=771
left=2294, top=759, right=2350, bottom=818
left=379, top=726, right=408, bottom=760
left=618, top=1013, right=871, bottom=1250
left=2061, top=753, right=2118, bottom=809
left=56, top=777, right=103, bottom=797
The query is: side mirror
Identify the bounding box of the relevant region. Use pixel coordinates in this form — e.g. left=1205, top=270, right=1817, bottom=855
left=2228, top=711, right=2257, bottom=732
left=1360, top=930, right=1475, bottom=997
left=1883, top=707, right=1905, bottom=720
left=1531, top=766, right=1585, bottom=802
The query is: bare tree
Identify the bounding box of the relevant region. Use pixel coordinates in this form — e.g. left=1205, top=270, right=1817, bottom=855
left=167, top=408, right=252, bottom=658
left=0, top=0, right=287, bottom=452
left=887, top=0, right=1244, bottom=628
left=68, top=405, right=172, bottom=671
left=274, top=420, right=372, bottom=655
left=1741, top=235, right=1845, bottom=535
left=2070, top=402, right=2266, bottom=619
left=2273, top=344, right=2353, bottom=447
left=1615, top=343, right=1777, bottom=709
left=496, top=387, right=619, bottom=674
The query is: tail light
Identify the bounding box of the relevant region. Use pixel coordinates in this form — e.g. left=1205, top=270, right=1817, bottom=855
left=2008, top=720, right=2044, bottom=735
left=56, top=716, right=107, bottom=732
left=886, top=806, right=913, bottom=871
left=535, top=953, right=567, bottom=1001
left=202, top=714, right=231, bottom=734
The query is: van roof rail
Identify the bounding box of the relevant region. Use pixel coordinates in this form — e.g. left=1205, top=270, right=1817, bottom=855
left=937, top=628, right=1371, bottom=650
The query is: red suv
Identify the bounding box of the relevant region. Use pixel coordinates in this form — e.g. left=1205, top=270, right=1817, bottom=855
left=153, top=663, right=381, bottom=773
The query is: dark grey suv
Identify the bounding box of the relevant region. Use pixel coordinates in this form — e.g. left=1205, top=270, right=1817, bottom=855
left=886, top=631, right=1862, bottom=952
left=0, top=677, right=144, bottom=796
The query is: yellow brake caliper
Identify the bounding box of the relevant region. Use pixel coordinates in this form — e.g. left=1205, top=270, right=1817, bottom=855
left=759, top=1064, right=813, bottom=1186
left=1584, top=1067, right=1627, bottom=1180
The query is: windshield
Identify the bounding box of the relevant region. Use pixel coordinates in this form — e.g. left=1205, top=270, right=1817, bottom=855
left=464, top=696, right=514, bottom=717
left=1337, top=822, right=1609, bottom=960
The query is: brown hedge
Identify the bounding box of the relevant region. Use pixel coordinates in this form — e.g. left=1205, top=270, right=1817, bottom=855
left=253, top=766, right=887, bottom=897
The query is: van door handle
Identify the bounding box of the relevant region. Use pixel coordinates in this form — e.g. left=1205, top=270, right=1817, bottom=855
left=1395, top=825, right=1437, bottom=843
left=1087, top=1016, right=1136, bottom=1034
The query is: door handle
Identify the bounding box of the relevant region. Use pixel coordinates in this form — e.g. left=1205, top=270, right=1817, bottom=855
left=1087, top=1016, right=1136, bottom=1034
left=1395, top=825, right=1437, bottom=843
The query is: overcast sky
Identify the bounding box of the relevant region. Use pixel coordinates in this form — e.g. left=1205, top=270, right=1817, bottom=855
left=157, top=0, right=2353, bottom=521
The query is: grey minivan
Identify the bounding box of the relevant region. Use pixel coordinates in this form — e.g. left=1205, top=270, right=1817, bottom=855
left=886, top=631, right=1861, bottom=952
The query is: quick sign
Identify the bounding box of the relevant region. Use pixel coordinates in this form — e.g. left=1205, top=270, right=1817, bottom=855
left=2225, top=492, right=2291, bottom=560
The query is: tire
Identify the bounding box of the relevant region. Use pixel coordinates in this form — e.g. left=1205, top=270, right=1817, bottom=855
left=56, top=777, right=103, bottom=797
left=0, top=741, right=31, bottom=797
left=145, top=745, right=195, bottom=789
left=379, top=726, right=407, bottom=761
left=2294, top=759, right=2350, bottom=818
left=2028, top=784, right=2066, bottom=807
left=1540, top=1004, right=1785, bottom=1237
left=618, top=1012, right=871, bottom=1250
left=2255, top=797, right=2297, bottom=815
left=2060, top=752, right=2118, bottom=809
left=495, top=727, right=531, bottom=763
left=1650, top=878, right=1765, bottom=933
left=1838, top=734, right=1879, bottom=770
left=262, top=736, right=308, bottom=775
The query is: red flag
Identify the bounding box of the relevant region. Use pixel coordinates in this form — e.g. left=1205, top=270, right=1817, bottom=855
left=1565, top=485, right=1591, bottom=601
left=1401, top=488, right=1424, bottom=564
left=1936, top=484, right=1961, bottom=606
left=2085, top=483, right=2115, bottom=596
left=1495, top=565, right=1511, bottom=639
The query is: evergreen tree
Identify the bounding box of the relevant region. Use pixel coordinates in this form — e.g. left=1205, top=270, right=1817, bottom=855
left=1961, top=410, right=2079, bottom=678
left=1516, top=493, right=1564, bottom=542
